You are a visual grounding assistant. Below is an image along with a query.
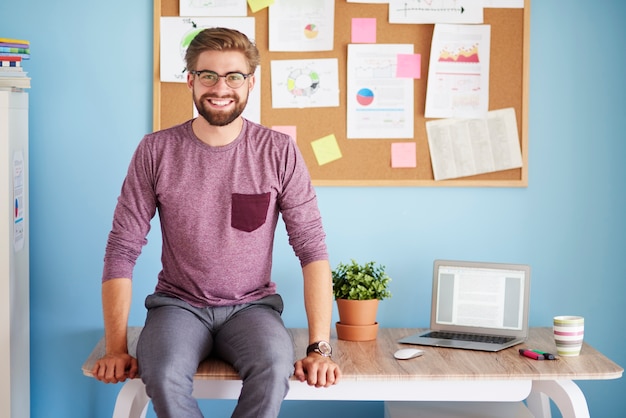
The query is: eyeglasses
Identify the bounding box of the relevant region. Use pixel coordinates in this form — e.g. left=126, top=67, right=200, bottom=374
left=189, top=70, right=252, bottom=88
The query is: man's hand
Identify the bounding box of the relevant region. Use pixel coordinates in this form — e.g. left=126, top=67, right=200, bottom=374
left=294, top=354, right=341, bottom=388
left=91, top=352, right=138, bottom=384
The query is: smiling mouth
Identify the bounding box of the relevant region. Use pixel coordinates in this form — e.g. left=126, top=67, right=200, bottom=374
left=208, top=98, right=234, bottom=107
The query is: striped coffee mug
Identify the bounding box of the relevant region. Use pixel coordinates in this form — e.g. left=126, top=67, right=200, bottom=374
left=553, top=315, right=584, bottom=356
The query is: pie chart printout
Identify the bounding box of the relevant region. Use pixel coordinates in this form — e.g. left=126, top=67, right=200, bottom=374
left=356, top=88, right=374, bottom=106
left=287, top=68, right=321, bottom=97
left=304, top=24, right=319, bottom=39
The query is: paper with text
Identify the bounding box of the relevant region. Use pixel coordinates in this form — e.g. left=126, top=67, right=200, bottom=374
left=484, top=0, right=524, bottom=8
left=389, top=0, right=483, bottom=24
left=270, top=58, right=339, bottom=109
left=426, top=108, right=522, bottom=181
left=425, top=24, right=491, bottom=119
left=347, top=44, right=414, bottom=139
left=268, top=0, right=335, bottom=52
left=179, top=0, right=247, bottom=17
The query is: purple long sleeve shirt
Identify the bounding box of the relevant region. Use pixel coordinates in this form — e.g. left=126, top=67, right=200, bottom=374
left=102, top=119, right=328, bottom=307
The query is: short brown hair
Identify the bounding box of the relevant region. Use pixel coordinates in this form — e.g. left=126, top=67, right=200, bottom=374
left=184, top=27, right=260, bottom=74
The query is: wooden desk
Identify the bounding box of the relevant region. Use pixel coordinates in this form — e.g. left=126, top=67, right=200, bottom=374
left=82, top=328, right=622, bottom=418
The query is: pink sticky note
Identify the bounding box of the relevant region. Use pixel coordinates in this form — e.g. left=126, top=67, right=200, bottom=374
left=351, top=18, right=377, bottom=44
left=396, top=54, right=421, bottom=79
left=272, top=125, right=297, bottom=142
left=391, top=142, right=417, bottom=168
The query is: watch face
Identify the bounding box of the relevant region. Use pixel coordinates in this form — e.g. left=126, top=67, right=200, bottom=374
left=318, top=341, right=332, bottom=356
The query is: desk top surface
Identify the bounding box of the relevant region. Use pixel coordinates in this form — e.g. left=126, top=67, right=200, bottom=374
left=82, top=327, right=622, bottom=382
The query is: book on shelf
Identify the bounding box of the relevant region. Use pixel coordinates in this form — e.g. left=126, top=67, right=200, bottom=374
left=0, top=38, right=31, bottom=89
left=0, top=69, right=28, bottom=76
left=1, top=56, right=22, bottom=66
left=0, top=37, right=30, bottom=60
left=0, top=52, right=29, bottom=60
left=0, top=37, right=29, bottom=44
left=0, top=46, right=30, bottom=54
left=0, top=68, right=27, bottom=74
left=0, top=77, right=31, bottom=89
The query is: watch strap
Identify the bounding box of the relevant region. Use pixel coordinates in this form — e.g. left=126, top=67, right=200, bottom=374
left=306, top=341, right=332, bottom=357
left=306, top=342, right=318, bottom=356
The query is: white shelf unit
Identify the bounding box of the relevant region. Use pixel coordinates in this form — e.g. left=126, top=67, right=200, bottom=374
left=0, top=89, right=30, bottom=418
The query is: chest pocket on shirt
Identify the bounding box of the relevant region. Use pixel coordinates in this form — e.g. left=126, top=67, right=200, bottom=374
left=231, top=192, right=271, bottom=232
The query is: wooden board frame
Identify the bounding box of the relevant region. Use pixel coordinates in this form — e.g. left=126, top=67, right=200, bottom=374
left=153, top=1, right=530, bottom=187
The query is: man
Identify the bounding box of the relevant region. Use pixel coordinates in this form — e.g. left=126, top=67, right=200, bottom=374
left=92, top=27, right=341, bottom=418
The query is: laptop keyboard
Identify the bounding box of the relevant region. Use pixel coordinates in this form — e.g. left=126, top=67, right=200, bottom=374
left=424, top=331, right=515, bottom=345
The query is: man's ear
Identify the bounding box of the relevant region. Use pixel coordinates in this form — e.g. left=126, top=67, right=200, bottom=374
left=187, top=72, right=194, bottom=90
left=248, top=73, right=256, bottom=93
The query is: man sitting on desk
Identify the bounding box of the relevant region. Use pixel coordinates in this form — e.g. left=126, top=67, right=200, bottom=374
left=91, top=27, right=341, bottom=418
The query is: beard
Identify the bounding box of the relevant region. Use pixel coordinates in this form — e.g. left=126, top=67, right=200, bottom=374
left=193, top=90, right=248, bottom=127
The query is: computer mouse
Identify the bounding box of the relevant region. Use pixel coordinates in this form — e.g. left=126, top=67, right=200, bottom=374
left=394, top=348, right=424, bottom=360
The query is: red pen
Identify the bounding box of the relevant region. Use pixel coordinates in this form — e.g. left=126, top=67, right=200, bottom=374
left=519, top=348, right=544, bottom=360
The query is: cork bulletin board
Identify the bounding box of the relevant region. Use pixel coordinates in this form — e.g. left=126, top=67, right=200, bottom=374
left=153, top=0, right=530, bottom=187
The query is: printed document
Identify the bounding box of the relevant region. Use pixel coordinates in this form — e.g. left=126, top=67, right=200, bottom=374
left=270, top=58, right=339, bottom=109
left=346, top=44, right=414, bottom=139
left=426, top=107, right=522, bottom=181
left=179, top=0, right=247, bottom=17
left=425, top=24, right=491, bottom=119
left=268, top=0, right=335, bottom=52
left=389, top=0, right=484, bottom=24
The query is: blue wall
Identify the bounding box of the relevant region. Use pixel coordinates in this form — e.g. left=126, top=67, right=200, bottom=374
left=1, top=1, right=624, bottom=417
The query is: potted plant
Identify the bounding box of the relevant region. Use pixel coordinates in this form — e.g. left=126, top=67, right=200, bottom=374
left=332, top=260, right=392, bottom=341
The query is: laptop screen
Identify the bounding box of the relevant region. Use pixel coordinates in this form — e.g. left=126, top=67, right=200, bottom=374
left=433, top=261, right=529, bottom=333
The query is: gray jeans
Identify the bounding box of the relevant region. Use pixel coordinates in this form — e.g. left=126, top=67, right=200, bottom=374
left=136, top=293, right=295, bottom=418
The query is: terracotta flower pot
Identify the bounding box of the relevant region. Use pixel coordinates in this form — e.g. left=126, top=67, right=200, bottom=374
left=336, top=322, right=379, bottom=341
left=336, top=299, right=379, bottom=325
left=335, top=299, right=380, bottom=341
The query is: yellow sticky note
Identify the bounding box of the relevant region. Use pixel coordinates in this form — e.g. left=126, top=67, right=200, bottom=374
left=247, top=0, right=274, bottom=13
left=311, top=134, right=342, bottom=166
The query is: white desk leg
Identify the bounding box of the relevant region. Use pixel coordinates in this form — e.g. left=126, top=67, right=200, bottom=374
left=526, top=380, right=590, bottom=418
left=526, top=386, right=552, bottom=418
left=112, top=379, right=150, bottom=418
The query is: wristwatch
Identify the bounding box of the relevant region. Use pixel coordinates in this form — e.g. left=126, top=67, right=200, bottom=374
left=306, top=341, right=332, bottom=358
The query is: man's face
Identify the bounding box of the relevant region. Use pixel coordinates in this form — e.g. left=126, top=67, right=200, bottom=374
left=188, top=50, right=255, bottom=127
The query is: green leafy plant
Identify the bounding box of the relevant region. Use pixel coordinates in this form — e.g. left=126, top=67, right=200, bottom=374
left=332, top=260, right=392, bottom=301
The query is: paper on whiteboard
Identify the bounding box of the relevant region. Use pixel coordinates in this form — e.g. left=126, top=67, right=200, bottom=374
left=160, top=17, right=255, bottom=83
left=389, top=0, right=484, bottom=24
left=426, top=108, right=522, bottom=181
left=179, top=0, right=247, bottom=16
left=268, top=0, right=335, bottom=52
left=425, top=24, right=491, bottom=119
left=346, top=43, right=414, bottom=139
left=484, top=0, right=524, bottom=8
left=270, top=59, right=339, bottom=109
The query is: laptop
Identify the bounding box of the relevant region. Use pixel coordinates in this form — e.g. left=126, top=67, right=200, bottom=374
left=399, top=260, right=531, bottom=352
